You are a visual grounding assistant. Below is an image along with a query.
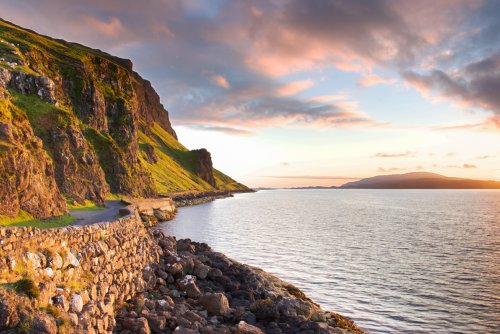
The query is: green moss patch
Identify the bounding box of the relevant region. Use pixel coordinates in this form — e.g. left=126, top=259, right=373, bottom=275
left=0, top=210, right=76, bottom=228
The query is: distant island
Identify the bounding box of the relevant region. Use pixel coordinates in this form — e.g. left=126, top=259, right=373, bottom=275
left=341, top=172, right=500, bottom=189
left=283, top=172, right=500, bottom=189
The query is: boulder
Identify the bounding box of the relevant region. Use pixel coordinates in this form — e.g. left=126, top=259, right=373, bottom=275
left=193, top=262, right=210, bottom=279
left=70, top=294, right=84, bottom=313
left=236, top=321, right=265, bottom=334
left=199, top=293, right=230, bottom=315
left=30, top=314, right=57, bottom=334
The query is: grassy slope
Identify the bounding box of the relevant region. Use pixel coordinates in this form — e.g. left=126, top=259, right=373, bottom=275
left=0, top=19, right=248, bottom=226
left=138, top=122, right=247, bottom=193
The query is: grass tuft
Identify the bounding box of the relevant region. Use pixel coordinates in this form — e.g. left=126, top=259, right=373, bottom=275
left=13, top=278, right=39, bottom=299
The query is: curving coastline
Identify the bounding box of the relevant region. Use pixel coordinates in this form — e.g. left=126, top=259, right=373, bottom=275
left=0, top=198, right=364, bottom=333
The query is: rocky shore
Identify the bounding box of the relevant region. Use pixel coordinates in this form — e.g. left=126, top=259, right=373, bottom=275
left=164, top=191, right=249, bottom=208
left=115, top=233, right=364, bottom=334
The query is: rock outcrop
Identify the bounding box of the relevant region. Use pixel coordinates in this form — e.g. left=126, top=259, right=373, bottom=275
left=0, top=99, right=67, bottom=218
left=191, top=149, right=216, bottom=187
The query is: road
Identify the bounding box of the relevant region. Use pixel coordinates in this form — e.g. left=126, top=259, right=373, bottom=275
left=70, top=200, right=125, bottom=226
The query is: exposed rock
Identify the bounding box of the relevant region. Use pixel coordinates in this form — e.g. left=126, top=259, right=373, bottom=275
left=237, top=321, right=265, bottom=334
left=70, top=294, right=84, bottom=313
left=0, top=99, right=67, bottom=218
left=30, top=314, right=57, bottom=334
left=8, top=71, right=57, bottom=104
left=46, top=252, right=63, bottom=270
left=190, top=149, right=216, bottom=187
left=199, top=293, right=230, bottom=316
left=143, top=143, right=159, bottom=164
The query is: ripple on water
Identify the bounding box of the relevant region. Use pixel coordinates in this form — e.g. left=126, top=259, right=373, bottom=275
left=161, top=190, right=500, bottom=333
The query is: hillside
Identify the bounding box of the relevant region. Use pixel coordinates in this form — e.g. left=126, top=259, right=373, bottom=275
left=341, top=172, right=500, bottom=189
left=0, top=18, right=247, bottom=219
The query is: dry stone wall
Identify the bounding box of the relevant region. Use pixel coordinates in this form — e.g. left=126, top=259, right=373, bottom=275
left=0, top=208, right=163, bottom=333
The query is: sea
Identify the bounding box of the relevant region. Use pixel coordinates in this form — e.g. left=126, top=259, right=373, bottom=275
left=160, top=189, right=500, bottom=333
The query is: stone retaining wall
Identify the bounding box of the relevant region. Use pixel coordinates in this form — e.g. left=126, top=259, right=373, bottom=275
left=0, top=207, right=163, bottom=333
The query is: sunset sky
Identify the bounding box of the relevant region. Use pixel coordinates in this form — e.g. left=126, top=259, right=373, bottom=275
left=2, top=0, right=500, bottom=187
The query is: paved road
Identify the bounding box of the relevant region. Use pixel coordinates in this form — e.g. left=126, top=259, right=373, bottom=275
left=70, top=200, right=125, bottom=226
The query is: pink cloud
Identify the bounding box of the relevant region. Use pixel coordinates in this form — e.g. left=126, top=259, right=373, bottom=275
left=276, top=79, right=314, bottom=96
left=82, top=16, right=125, bottom=38
left=211, top=74, right=230, bottom=89
left=358, top=74, right=396, bottom=87
left=374, top=151, right=416, bottom=158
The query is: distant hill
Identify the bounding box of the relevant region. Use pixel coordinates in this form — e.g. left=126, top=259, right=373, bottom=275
left=340, top=172, right=500, bottom=189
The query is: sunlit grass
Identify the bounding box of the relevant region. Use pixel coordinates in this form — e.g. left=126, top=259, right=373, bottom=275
left=67, top=199, right=105, bottom=211
left=0, top=211, right=76, bottom=228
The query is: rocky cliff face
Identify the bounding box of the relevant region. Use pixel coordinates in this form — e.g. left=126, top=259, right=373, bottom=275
left=0, top=96, right=67, bottom=218
left=0, top=19, right=248, bottom=219
left=191, top=149, right=216, bottom=187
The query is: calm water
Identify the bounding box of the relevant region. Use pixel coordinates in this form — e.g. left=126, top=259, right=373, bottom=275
left=160, top=190, right=500, bottom=333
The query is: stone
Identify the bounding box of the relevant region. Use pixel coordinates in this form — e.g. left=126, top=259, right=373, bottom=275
left=70, top=294, right=84, bottom=313
left=68, top=313, right=79, bottom=326
left=146, top=314, right=166, bottom=331
left=193, top=262, right=210, bottom=279
left=43, top=267, right=54, bottom=278
left=63, top=251, right=79, bottom=268
left=47, top=252, right=63, bottom=269
left=26, top=252, right=42, bottom=269
left=174, top=327, right=197, bottom=334
left=236, top=321, right=265, bottom=334
left=30, top=314, right=57, bottom=334
left=199, top=293, right=230, bottom=316
left=251, top=299, right=279, bottom=320
left=53, top=295, right=70, bottom=312
left=136, top=317, right=151, bottom=334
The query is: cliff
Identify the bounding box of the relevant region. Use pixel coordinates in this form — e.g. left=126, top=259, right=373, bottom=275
left=0, top=18, right=248, bottom=219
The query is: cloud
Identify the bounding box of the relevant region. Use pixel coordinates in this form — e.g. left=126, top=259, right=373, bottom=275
left=276, top=79, right=314, bottom=96
left=432, top=116, right=500, bottom=132
left=263, top=175, right=359, bottom=180
left=306, top=95, right=347, bottom=103
left=448, top=164, right=477, bottom=169
left=82, top=16, right=125, bottom=37
left=280, top=162, right=289, bottom=167
left=210, top=75, right=230, bottom=89
left=182, top=125, right=254, bottom=136
left=358, top=74, right=396, bottom=87
left=377, top=167, right=407, bottom=173
left=0, top=0, right=496, bottom=133
left=374, top=151, right=416, bottom=158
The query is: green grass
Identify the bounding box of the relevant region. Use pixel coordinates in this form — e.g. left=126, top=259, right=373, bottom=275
left=67, top=199, right=104, bottom=211
left=10, top=92, right=73, bottom=133
left=138, top=122, right=211, bottom=193
left=105, top=193, right=122, bottom=200
left=138, top=122, right=248, bottom=193
left=0, top=210, right=76, bottom=228
left=13, top=278, right=39, bottom=299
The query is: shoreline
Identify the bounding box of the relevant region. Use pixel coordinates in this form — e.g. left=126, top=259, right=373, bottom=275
left=115, top=233, right=365, bottom=333
left=162, top=190, right=253, bottom=208
left=0, top=197, right=364, bottom=333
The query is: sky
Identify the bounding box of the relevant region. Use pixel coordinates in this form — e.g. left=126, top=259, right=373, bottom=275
left=2, top=0, right=500, bottom=187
